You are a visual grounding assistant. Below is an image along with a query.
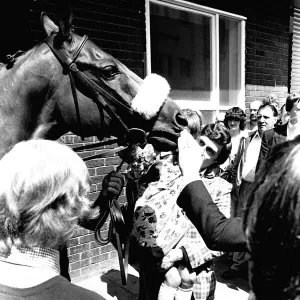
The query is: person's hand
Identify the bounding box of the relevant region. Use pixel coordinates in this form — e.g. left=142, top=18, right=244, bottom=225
left=101, top=171, right=124, bottom=200
left=178, top=129, right=203, bottom=182
left=160, top=249, right=183, bottom=270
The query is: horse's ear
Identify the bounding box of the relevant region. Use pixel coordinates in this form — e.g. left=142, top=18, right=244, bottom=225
left=55, top=1, right=73, bottom=42
left=41, top=12, right=59, bottom=37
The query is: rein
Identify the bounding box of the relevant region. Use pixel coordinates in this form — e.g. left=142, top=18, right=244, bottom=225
left=45, top=34, right=146, bottom=285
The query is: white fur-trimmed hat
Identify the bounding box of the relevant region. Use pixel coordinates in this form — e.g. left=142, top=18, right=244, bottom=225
left=131, top=74, right=170, bottom=120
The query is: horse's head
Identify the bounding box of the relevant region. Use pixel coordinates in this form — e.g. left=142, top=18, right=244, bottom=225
left=40, top=11, right=187, bottom=151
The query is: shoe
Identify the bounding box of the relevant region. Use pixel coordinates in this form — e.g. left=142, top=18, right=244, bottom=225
left=222, top=269, right=241, bottom=279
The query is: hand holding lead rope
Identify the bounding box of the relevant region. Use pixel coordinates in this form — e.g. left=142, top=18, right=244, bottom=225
left=93, top=166, right=129, bottom=285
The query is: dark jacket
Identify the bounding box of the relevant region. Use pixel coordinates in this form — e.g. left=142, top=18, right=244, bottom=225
left=256, top=123, right=287, bottom=172
left=177, top=180, right=246, bottom=252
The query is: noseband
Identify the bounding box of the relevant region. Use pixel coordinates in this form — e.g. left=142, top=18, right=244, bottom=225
left=45, top=34, right=148, bottom=285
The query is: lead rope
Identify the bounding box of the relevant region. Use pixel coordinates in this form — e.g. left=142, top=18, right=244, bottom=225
left=93, top=159, right=132, bottom=285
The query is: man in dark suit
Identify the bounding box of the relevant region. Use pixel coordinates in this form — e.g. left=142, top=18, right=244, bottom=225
left=257, top=92, right=300, bottom=172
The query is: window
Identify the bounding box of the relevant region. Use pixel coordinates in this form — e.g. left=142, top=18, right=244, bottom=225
left=146, top=0, right=246, bottom=124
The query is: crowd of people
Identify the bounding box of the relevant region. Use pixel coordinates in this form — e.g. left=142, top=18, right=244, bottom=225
left=0, top=91, right=300, bottom=300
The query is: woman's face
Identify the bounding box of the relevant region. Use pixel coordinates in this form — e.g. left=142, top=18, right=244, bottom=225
left=227, top=118, right=240, bottom=131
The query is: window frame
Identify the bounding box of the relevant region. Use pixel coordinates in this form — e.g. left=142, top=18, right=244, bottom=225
left=145, top=0, right=247, bottom=113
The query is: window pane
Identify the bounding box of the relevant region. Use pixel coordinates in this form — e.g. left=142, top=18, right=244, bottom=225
left=200, top=110, right=216, bottom=126
left=150, top=3, right=212, bottom=102
left=219, top=17, right=241, bottom=106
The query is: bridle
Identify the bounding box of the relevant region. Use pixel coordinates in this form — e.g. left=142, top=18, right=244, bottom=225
left=45, top=33, right=150, bottom=285
left=45, top=33, right=147, bottom=145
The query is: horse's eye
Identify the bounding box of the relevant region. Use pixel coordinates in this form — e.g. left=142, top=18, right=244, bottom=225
left=101, top=66, right=120, bottom=80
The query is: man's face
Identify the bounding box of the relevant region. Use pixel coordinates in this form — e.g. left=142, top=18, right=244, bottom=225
left=198, top=136, right=223, bottom=170
left=257, top=106, right=277, bottom=133
left=250, top=102, right=261, bottom=122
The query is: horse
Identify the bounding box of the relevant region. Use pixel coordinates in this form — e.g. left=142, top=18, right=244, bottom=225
left=0, top=9, right=187, bottom=159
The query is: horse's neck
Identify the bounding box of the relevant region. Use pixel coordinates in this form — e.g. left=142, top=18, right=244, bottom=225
left=0, top=45, right=61, bottom=155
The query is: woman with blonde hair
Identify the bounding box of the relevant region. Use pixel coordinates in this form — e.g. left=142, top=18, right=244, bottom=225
left=0, top=139, right=105, bottom=300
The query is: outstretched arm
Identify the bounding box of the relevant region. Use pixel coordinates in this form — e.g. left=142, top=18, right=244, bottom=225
left=177, top=180, right=245, bottom=252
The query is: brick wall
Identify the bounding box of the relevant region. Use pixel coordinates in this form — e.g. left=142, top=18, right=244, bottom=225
left=245, top=85, right=288, bottom=115
left=245, top=11, right=290, bottom=87
left=242, top=4, right=290, bottom=114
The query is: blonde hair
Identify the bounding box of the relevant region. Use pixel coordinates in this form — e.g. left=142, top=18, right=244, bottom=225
left=0, top=139, right=98, bottom=254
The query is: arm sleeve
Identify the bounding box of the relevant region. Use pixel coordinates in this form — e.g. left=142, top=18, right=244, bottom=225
left=177, top=180, right=246, bottom=252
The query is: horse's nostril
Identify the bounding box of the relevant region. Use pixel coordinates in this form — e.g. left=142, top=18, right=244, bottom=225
left=176, top=113, right=188, bottom=127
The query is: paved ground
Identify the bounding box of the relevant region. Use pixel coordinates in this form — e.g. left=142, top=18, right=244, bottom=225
left=76, top=254, right=250, bottom=300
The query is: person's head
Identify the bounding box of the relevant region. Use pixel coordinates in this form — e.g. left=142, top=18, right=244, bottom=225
left=263, top=93, right=279, bottom=111
left=182, top=108, right=202, bottom=142
left=249, top=100, right=262, bottom=123
left=280, top=103, right=290, bottom=125
left=224, top=107, right=246, bottom=132
left=199, top=122, right=232, bottom=170
left=286, top=91, right=300, bottom=121
left=243, top=136, right=300, bottom=300
left=257, top=102, right=278, bottom=133
left=0, top=139, right=97, bottom=255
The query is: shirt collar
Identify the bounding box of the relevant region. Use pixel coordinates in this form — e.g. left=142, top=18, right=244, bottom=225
left=0, top=245, right=60, bottom=274
left=252, top=130, right=261, bottom=139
